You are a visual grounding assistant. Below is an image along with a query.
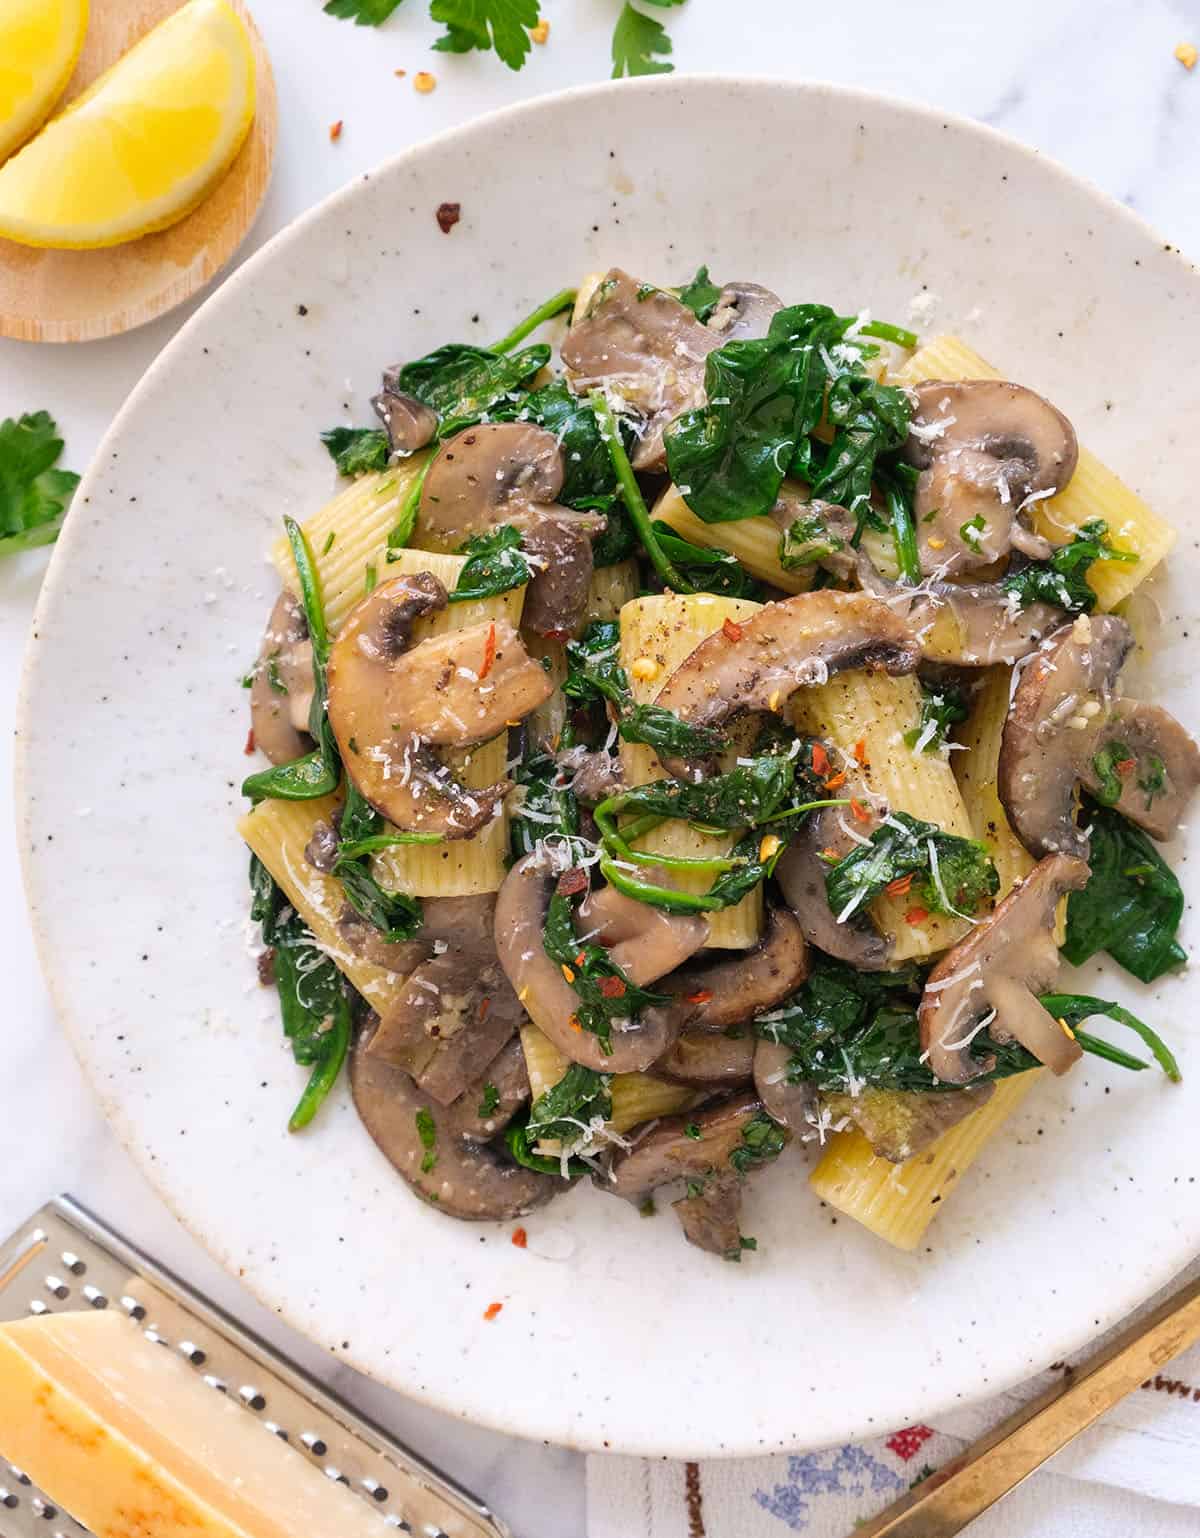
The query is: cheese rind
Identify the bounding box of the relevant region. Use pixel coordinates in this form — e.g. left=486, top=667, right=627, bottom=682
left=0, top=1312, right=392, bottom=1538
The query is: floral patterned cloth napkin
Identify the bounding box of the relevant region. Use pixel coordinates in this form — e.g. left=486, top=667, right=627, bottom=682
left=587, top=1262, right=1200, bottom=1536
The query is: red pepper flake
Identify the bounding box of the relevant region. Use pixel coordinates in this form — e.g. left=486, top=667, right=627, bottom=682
left=243, top=728, right=256, bottom=755
left=811, top=743, right=831, bottom=777
left=568, top=1015, right=582, bottom=1032
left=511, top=1227, right=528, bottom=1248
left=849, top=797, right=872, bottom=824
left=477, top=996, right=490, bottom=1022
left=1116, top=758, right=1136, bottom=777
left=329, top=119, right=343, bottom=142
left=394, top=68, right=407, bottom=77
left=436, top=201, right=461, bottom=234
left=824, top=771, right=847, bottom=791
left=543, top=627, right=571, bottom=642
left=905, top=906, right=929, bottom=926
left=722, top=617, right=744, bottom=643
left=885, top=873, right=915, bottom=898
left=575, top=951, right=587, bottom=967
left=479, top=621, right=497, bottom=679
left=599, top=976, right=626, bottom=998
left=556, top=867, right=588, bottom=897
left=483, top=1302, right=503, bottom=1321
left=820, top=846, right=840, bottom=861
left=686, top=989, right=713, bottom=1004
left=853, top=738, right=869, bottom=767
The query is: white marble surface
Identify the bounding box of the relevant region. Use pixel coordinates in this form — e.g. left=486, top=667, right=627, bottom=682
left=3, top=2, right=1200, bottom=1532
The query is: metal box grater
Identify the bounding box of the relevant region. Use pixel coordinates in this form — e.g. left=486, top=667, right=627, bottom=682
left=0, top=1196, right=513, bottom=1538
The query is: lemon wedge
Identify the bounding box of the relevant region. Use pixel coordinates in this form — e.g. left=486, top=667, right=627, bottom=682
left=0, top=0, right=89, bottom=164
left=0, top=0, right=255, bottom=250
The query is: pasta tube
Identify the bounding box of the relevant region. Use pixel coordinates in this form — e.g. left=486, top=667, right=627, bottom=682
left=793, top=670, right=974, bottom=959
left=271, top=455, right=431, bottom=634
left=652, top=485, right=816, bottom=594
left=520, top=1025, right=697, bottom=1139
left=896, top=336, right=1173, bottom=609
left=619, top=593, right=765, bottom=949
left=808, top=1071, right=1040, bottom=1250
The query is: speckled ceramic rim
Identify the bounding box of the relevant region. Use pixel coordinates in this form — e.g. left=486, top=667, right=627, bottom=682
left=16, top=74, right=1200, bottom=1458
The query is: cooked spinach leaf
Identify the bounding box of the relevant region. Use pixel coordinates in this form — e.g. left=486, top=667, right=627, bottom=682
left=526, top=1063, right=613, bottom=1142
left=677, top=264, right=722, bottom=321
left=393, top=341, right=550, bottom=435
left=504, top=1115, right=587, bottom=1177
left=492, top=380, right=621, bottom=511
left=320, top=426, right=390, bottom=477
left=1041, top=993, right=1181, bottom=1081
left=825, top=812, right=998, bottom=923
left=510, top=749, right=581, bottom=858
left=478, top=1081, right=501, bottom=1116
left=903, top=680, right=969, bottom=754
left=651, top=520, right=764, bottom=598
left=332, top=858, right=423, bottom=941
left=796, top=371, right=911, bottom=515
left=249, top=855, right=352, bottom=1130
left=1062, top=802, right=1187, bottom=982
left=448, top=523, right=531, bottom=602
left=1002, top=520, right=1138, bottom=615
left=542, top=885, right=663, bottom=1053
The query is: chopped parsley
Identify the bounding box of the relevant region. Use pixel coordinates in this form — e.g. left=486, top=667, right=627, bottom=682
left=416, top=1107, right=438, bottom=1173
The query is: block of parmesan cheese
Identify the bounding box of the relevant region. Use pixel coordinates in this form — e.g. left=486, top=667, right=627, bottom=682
left=0, top=1311, right=394, bottom=1538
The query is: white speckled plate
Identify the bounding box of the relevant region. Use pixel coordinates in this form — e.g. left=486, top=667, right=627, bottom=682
left=17, top=77, right=1200, bottom=1459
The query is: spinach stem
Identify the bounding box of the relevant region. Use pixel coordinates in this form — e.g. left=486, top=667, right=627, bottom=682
left=859, top=319, right=919, bottom=349
left=491, top=288, right=577, bottom=354
left=1072, top=1030, right=1148, bottom=1073
left=336, top=831, right=443, bottom=858
left=386, top=461, right=429, bottom=557
left=287, top=993, right=350, bottom=1132
left=589, top=389, right=696, bottom=594
left=599, top=855, right=724, bottom=913
left=284, top=516, right=329, bottom=664
left=882, top=476, right=921, bottom=585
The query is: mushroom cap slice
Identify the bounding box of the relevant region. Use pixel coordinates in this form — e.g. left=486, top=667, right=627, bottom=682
left=372, top=387, right=438, bottom=455
left=606, top=1092, right=777, bottom=1201
left=775, top=804, right=894, bottom=971
left=671, top=1175, right=744, bottom=1258
left=575, top=883, right=709, bottom=988
left=905, top=380, right=1079, bottom=577
left=706, top=281, right=783, bottom=341
left=656, top=1031, right=755, bottom=1086
left=250, top=590, right=315, bottom=765
left=350, top=1024, right=556, bottom=1221
left=918, top=853, right=1090, bottom=1083
left=513, top=509, right=604, bottom=639
left=660, top=906, right=810, bottom=1029
left=560, top=267, right=723, bottom=471
left=416, top=422, right=565, bottom=552
left=753, top=1039, right=814, bottom=1131
left=494, top=855, right=694, bottom=1073
left=327, top=574, right=552, bottom=837
left=1001, top=611, right=1200, bottom=855
left=650, top=590, right=921, bottom=778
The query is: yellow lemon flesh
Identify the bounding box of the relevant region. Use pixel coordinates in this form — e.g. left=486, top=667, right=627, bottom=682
left=0, top=0, right=255, bottom=250
left=0, top=0, right=89, bottom=163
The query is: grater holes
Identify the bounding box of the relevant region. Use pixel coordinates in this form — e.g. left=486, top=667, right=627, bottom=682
left=82, top=1286, right=108, bottom=1309
left=44, top=1276, right=69, bottom=1300
left=383, top=1518, right=411, bottom=1531
left=0, top=1490, right=17, bottom=1510
left=324, top=1467, right=350, bottom=1486
left=28, top=1300, right=48, bottom=1316
left=178, top=1340, right=206, bottom=1365
left=143, top=1328, right=166, bottom=1346
left=202, top=1375, right=228, bottom=1393
left=362, top=1478, right=389, bottom=1503
left=237, top=1385, right=266, bottom=1410
left=300, top=1432, right=327, bottom=1457
left=60, top=1252, right=85, bottom=1276
left=263, top=1421, right=287, bottom=1440
left=31, top=1496, right=57, bottom=1519
left=9, top=1468, right=31, bottom=1485
left=120, top=1295, right=146, bottom=1320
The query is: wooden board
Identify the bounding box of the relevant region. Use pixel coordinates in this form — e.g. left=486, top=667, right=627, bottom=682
left=0, top=0, right=277, bottom=344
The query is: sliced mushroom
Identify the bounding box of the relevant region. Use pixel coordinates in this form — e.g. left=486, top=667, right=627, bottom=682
left=821, top=1084, right=994, bottom=1162
left=365, top=895, right=524, bottom=1104
left=560, top=268, right=724, bottom=471
left=650, top=590, right=921, bottom=778
left=416, top=422, right=605, bottom=636
left=249, top=591, right=315, bottom=765
left=656, top=1031, right=755, bottom=1086
left=337, top=907, right=429, bottom=974
left=494, top=855, right=694, bottom=1072
left=671, top=1175, right=744, bottom=1259
left=753, top=1039, right=814, bottom=1130
left=999, top=613, right=1200, bottom=857
left=327, top=573, right=553, bottom=838
left=351, top=1022, right=556, bottom=1220
left=775, top=801, right=894, bottom=971
left=769, top=489, right=859, bottom=581
left=905, top=380, right=1078, bottom=576
left=567, top=749, right=626, bottom=806
left=706, top=281, right=783, bottom=340
left=660, top=906, right=810, bottom=1029
left=303, top=817, right=340, bottom=873
left=918, top=854, right=1090, bottom=1083
left=575, top=883, right=709, bottom=987
left=372, top=387, right=438, bottom=455
left=856, top=551, right=1064, bottom=667
left=606, top=1092, right=780, bottom=1202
